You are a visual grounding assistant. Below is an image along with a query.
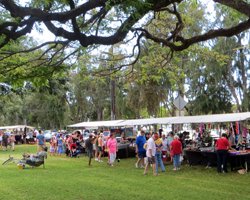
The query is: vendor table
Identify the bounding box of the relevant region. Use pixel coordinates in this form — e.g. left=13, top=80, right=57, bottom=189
left=185, top=150, right=205, bottom=166
left=201, top=151, right=217, bottom=167
left=117, top=143, right=135, bottom=158
left=184, top=149, right=250, bottom=171
left=229, top=152, right=250, bottom=171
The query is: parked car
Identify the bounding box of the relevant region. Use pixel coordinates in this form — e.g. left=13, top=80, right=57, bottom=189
left=44, top=130, right=52, bottom=142
left=26, top=131, right=35, bottom=144
left=80, top=130, right=92, bottom=141
left=116, top=136, right=122, bottom=143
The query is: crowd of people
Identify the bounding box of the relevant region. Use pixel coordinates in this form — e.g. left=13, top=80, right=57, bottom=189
left=33, top=129, right=119, bottom=168
left=0, top=127, right=185, bottom=174
left=135, top=129, right=183, bottom=176
left=85, top=131, right=118, bottom=167
left=33, top=130, right=84, bottom=157
left=2, top=126, right=248, bottom=175
left=0, top=131, right=16, bottom=151
left=134, top=128, right=248, bottom=175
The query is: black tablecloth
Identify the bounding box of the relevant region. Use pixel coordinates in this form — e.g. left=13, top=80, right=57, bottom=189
left=184, top=150, right=250, bottom=171
left=229, top=153, right=250, bottom=171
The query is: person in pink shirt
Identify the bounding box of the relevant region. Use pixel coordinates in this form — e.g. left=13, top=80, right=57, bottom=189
left=107, top=133, right=118, bottom=166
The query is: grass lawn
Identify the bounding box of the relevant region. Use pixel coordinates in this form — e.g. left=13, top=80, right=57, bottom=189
left=0, top=144, right=250, bottom=200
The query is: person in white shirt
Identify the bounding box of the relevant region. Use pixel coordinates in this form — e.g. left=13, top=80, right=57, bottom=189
left=143, top=133, right=157, bottom=176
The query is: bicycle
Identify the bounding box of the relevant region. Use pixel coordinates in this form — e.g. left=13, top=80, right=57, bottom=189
left=2, top=155, right=25, bottom=165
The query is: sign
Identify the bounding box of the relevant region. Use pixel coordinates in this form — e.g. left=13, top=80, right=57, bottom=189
left=173, top=96, right=187, bottom=110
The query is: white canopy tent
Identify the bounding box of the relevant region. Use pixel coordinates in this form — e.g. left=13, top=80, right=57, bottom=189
left=165, top=112, right=250, bottom=124
left=0, top=125, right=34, bottom=130
left=67, top=120, right=125, bottom=128
left=68, top=112, right=250, bottom=128
left=115, top=118, right=170, bottom=126
left=118, top=112, right=250, bottom=126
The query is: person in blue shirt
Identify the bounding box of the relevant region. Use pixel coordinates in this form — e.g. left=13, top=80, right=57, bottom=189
left=135, top=130, right=146, bottom=168
left=36, top=130, right=46, bottom=152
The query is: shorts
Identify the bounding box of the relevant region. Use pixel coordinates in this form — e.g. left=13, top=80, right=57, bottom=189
left=50, top=147, right=55, bottom=153
left=138, top=151, right=146, bottom=158
left=98, top=146, right=102, bottom=152
left=148, top=156, right=156, bottom=164
left=109, top=152, right=116, bottom=164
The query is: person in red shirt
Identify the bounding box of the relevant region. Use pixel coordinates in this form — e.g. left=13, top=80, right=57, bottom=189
left=170, top=135, right=182, bottom=171
left=215, top=133, right=230, bottom=173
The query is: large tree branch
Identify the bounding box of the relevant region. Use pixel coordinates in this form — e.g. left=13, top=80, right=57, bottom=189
left=139, top=19, right=250, bottom=51
left=0, top=0, right=106, bottom=21
left=213, top=0, right=250, bottom=17
left=0, top=0, right=172, bottom=46
left=44, top=13, right=148, bottom=46
left=0, top=0, right=249, bottom=74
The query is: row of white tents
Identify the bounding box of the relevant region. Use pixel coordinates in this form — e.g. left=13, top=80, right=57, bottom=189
left=0, top=125, right=34, bottom=131
left=1, top=112, right=250, bottom=131
left=68, top=112, right=250, bottom=128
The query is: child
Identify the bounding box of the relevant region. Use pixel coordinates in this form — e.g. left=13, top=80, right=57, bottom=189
left=49, top=137, right=56, bottom=156
left=57, top=134, right=64, bottom=156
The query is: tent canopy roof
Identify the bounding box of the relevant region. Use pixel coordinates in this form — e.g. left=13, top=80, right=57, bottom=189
left=0, top=125, right=34, bottom=130
left=67, top=120, right=125, bottom=128
left=67, top=112, right=250, bottom=128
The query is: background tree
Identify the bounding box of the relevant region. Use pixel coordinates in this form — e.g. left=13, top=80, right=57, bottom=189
left=1, top=1, right=250, bottom=128
left=184, top=5, right=250, bottom=114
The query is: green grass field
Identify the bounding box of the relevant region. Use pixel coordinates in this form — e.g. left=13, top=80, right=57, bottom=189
left=0, top=144, right=250, bottom=200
